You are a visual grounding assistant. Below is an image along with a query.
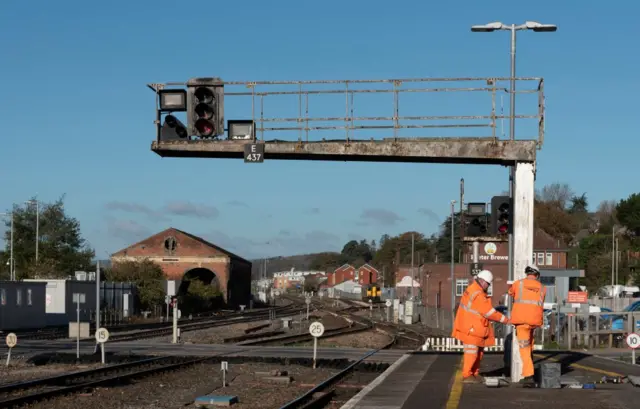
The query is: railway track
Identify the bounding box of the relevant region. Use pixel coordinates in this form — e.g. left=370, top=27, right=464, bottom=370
left=0, top=355, right=211, bottom=408
left=279, top=335, right=397, bottom=408
left=102, top=303, right=305, bottom=343
left=11, top=302, right=297, bottom=342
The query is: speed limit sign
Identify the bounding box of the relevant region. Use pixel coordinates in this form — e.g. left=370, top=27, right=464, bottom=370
left=626, top=333, right=640, bottom=349
left=5, top=333, right=17, bottom=348
left=309, top=321, right=325, bottom=338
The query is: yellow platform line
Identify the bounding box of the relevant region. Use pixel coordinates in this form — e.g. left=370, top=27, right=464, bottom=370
left=445, top=357, right=464, bottom=409
left=533, top=353, right=622, bottom=377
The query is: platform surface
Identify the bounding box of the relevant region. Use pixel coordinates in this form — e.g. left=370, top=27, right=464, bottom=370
left=341, top=351, right=640, bottom=409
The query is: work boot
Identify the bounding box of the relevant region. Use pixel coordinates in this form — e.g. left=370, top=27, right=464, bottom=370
left=463, top=376, right=482, bottom=384
left=519, top=376, right=535, bottom=386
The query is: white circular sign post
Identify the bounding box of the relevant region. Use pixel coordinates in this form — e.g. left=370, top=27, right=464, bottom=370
left=5, top=333, right=17, bottom=367
left=385, top=300, right=392, bottom=322
left=95, top=328, right=110, bottom=343
left=309, top=321, right=325, bottom=338
left=95, top=328, right=110, bottom=365
left=6, top=333, right=17, bottom=348
left=309, top=322, right=325, bottom=369
left=626, top=332, right=640, bottom=365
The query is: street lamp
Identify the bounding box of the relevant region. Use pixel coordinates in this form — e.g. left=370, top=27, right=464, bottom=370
left=25, top=199, right=40, bottom=263
left=470, top=21, right=557, bottom=144
left=0, top=212, right=14, bottom=281
left=470, top=19, right=557, bottom=303
left=471, top=19, right=557, bottom=385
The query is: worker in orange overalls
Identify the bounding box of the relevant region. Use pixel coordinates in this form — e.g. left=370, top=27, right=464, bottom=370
left=452, top=270, right=510, bottom=383
left=508, top=265, right=546, bottom=383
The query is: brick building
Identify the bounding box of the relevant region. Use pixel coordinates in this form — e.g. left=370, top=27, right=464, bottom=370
left=331, top=264, right=356, bottom=286
left=356, top=264, right=380, bottom=285
left=324, top=264, right=380, bottom=287
left=406, top=228, right=575, bottom=309
left=111, top=227, right=252, bottom=306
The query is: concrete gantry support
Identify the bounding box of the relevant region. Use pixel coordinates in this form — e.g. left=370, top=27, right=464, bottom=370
left=151, top=139, right=538, bottom=165
left=510, top=161, right=536, bottom=383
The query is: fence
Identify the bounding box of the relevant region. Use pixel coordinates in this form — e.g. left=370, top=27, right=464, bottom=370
left=565, top=311, right=640, bottom=349
left=416, top=305, right=454, bottom=334
left=589, top=297, right=640, bottom=311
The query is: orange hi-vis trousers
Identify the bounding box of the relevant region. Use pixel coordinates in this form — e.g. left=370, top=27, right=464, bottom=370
left=515, top=324, right=535, bottom=378
left=462, top=344, right=485, bottom=378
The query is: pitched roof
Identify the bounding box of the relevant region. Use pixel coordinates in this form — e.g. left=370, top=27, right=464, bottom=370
left=357, top=263, right=380, bottom=273
left=174, top=228, right=250, bottom=263
left=112, top=227, right=250, bottom=264
left=534, top=228, right=568, bottom=250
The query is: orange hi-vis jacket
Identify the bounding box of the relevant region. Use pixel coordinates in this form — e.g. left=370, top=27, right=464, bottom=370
left=452, top=281, right=508, bottom=347
left=508, top=277, right=546, bottom=327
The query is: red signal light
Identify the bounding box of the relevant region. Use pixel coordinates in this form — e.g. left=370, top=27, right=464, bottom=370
left=498, top=224, right=508, bottom=234
left=195, top=119, right=214, bottom=136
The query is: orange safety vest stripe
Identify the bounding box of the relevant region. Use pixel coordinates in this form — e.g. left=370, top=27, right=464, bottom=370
left=453, top=282, right=507, bottom=342
left=510, top=278, right=546, bottom=325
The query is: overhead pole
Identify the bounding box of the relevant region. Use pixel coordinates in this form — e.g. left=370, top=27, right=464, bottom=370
left=471, top=20, right=557, bottom=384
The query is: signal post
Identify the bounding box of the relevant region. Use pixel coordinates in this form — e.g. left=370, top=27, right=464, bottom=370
left=463, top=185, right=532, bottom=383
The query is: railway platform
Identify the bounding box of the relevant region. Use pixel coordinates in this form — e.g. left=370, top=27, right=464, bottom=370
left=340, top=351, right=640, bottom=409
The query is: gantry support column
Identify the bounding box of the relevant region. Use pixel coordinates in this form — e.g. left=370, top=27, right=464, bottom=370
left=510, top=161, right=536, bottom=383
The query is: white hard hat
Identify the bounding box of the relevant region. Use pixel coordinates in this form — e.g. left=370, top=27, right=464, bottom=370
left=476, top=270, right=494, bottom=285
left=525, top=265, right=540, bottom=275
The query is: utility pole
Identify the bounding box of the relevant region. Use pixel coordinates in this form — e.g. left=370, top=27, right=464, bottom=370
left=460, top=178, right=465, bottom=245
left=0, top=212, right=14, bottom=280
left=25, top=199, right=39, bottom=264
left=411, top=233, right=415, bottom=299
left=450, top=200, right=457, bottom=314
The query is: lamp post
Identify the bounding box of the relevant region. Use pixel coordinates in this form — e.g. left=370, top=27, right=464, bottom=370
left=0, top=212, right=14, bottom=280
left=471, top=20, right=557, bottom=384
left=471, top=19, right=557, bottom=284
left=25, top=199, right=40, bottom=264
left=450, top=200, right=457, bottom=314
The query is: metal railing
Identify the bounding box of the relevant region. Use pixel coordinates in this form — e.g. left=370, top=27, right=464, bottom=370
left=153, top=76, right=545, bottom=146
left=566, top=311, right=640, bottom=349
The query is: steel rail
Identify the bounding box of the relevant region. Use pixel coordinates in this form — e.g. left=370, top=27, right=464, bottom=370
left=278, top=337, right=397, bottom=409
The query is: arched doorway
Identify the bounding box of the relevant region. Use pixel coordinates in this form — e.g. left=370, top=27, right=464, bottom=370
left=179, top=268, right=224, bottom=312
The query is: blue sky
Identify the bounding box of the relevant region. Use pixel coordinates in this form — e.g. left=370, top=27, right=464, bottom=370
left=1, top=0, right=638, bottom=260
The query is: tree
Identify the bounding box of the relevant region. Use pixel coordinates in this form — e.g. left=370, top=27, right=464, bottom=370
left=616, top=193, right=640, bottom=237
left=181, top=279, right=224, bottom=314
left=373, top=231, right=436, bottom=284
left=534, top=200, right=578, bottom=246
left=303, top=276, right=322, bottom=292
left=1, top=196, right=94, bottom=279
left=537, top=183, right=574, bottom=209
left=435, top=213, right=464, bottom=262
left=595, top=200, right=618, bottom=233
left=574, top=235, right=611, bottom=291
left=341, top=240, right=373, bottom=262
left=309, top=252, right=347, bottom=271
left=107, top=260, right=165, bottom=310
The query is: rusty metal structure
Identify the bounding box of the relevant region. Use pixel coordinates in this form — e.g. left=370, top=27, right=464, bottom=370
left=147, top=76, right=544, bottom=165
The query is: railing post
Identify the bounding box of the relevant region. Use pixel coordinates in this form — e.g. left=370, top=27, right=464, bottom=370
left=568, top=315, right=573, bottom=350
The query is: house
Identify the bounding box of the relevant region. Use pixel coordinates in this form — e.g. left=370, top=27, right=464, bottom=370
left=406, top=228, right=583, bottom=308
left=356, top=264, right=380, bottom=285
left=462, top=228, right=570, bottom=269
left=333, top=264, right=356, bottom=286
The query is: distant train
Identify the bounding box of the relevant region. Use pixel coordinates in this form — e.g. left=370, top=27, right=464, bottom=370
left=363, top=284, right=382, bottom=302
